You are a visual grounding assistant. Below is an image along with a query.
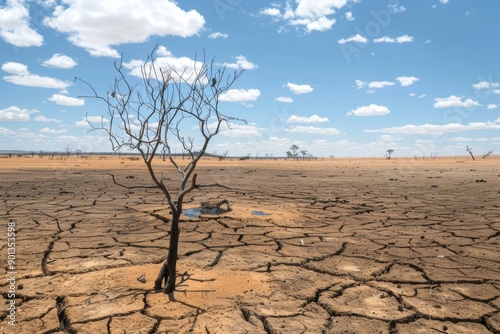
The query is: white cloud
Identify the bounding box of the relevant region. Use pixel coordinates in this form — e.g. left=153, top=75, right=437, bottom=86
left=419, top=94, right=426, bottom=98
left=208, top=32, right=228, bottom=39
left=0, top=106, right=36, bottom=121
left=409, top=93, right=416, bottom=97
left=487, top=104, right=498, bottom=109
left=440, top=0, right=450, bottom=4
left=224, top=56, right=257, bottom=70
left=3, top=73, right=71, bottom=89
left=373, top=35, right=414, bottom=43
left=365, top=118, right=500, bottom=135
left=286, top=125, right=341, bottom=135
left=43, top=0, right=205, bottom=57
left=344, top=11, right=354, bottom=21
left=220, top=123, right=263, bottom=137
left=286, top=82, right=314, bottom=94
left=433, top=95, right=482, bottom=108
left=368, top=81, right=395, bottom=89
left=75, top=116, right=109, bottom=128
left=389, top=4, right=407, bottom=13
left=472, top=81, right=499, bottom=90
left=295, top=0, right=348, bottom=18
left=0, top=0, right=44, bottom=47
left=275, top=96, right=293, bottom=103
left=338, top=34, right=368, bottom=44
left=287, top=115, right=329, bottom=123
left=34, top=115, right=62, bottom=123
left=124, top=50, right=205, bottom=84
left=48, top=94, right=85, bottom=106
left=2, top=62, right=72, bottom=89
left=355, top=79, right=366, bottom=89
left=396, top=35, right=413, bottom=43
left=396, top=76, right=420, bottom=87
left=289, top=16, right=336, bottom=33
left=0, top=127, right=15, bottom=135
left=42, top=54, right=78, bottom=69
left=40, top=127, right=68, bottom=134
left=2, top=62, right=29, bottom=75
left=260, top=8, right=282, bottom=17
left=219, top=89, right=261, bottom=102
left=347, top=104, right=390, bottom=116
left=261, top=0, right=350, bottom=33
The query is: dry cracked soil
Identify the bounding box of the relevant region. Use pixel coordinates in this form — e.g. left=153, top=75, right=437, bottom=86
left=0, top=156, right=499, bottom=334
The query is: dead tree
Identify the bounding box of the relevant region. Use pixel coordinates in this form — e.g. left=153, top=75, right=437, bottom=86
left=482, top=150, right=493, bottom=159
left=466, top=145, right=475, bottom=161
left=77, top=46, right=244, bottom=293
left=386, top=149, right=394, bottom=160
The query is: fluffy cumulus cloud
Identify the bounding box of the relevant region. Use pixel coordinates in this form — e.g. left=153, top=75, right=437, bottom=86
left=2, top=61, right=30, bottom=75
left=287, top=114, right=329, bottom=123
left=219, top=89, right=261, bottom=102
left=338, top=34, right=367, bottom=44
left=223, top=56, right=257, bottom=70
left=260, top=0, right=350, bottom=33
left=2, top=61, right=71, bottom=89
left=365, top=118, right=500, bottom=135
left=433, top=95, right=482, bottom=108
left=285, top=125, right=341, bottom=135
left=347, top=104, right=390, bottom=116
left=396, top=76, right=420, bottom=86
left=286, top=82, right=314, bottom=94
left=472, top=81, right=500, bottom=90
left=43, top=0, right=205, bottom=57
left=0, top=0, right=44, bottom=47
left=0, top=105, right=37, bottom=121
left=42, top=54, right=78, bottom=69
left=48, top=94, right=85, bottom=106
left=124, top=47, right=206, bottom=84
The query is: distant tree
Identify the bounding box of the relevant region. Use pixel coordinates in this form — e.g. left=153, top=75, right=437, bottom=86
left=218, top=150, right=229, bottom=160
left=77, top=46, right=244, bottom=293
left=386, top=149, right=394, bottom=160
left=286, top=151, right=294, bottom=158
left=466, top=145, right=475, bottom=161
left=482, top=150, right=493, bottom=159
left=64, top=145, right=71, bottom=159
left=290, top=145, right=299, bottom=158
left=300, top=150, right=308, bottom=159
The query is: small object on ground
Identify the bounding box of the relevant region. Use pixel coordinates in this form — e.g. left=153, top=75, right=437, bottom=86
left=137, top=274, right=146, bottom=283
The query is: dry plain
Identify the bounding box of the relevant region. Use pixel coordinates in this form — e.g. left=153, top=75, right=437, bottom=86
left=0, top=155, right=499, bottom=334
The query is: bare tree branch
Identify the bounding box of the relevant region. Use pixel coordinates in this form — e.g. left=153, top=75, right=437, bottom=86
left=77, top=45, right=245, bottom=293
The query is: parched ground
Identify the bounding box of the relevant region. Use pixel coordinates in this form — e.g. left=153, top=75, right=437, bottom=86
left=0, top=156, right=499, bottom=334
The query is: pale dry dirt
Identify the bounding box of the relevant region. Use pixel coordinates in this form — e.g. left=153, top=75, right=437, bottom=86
left=0, top=155, right=499, bottom=334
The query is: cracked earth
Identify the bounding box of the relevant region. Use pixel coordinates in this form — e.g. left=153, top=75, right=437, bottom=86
left=1, top=156, right=499, bottom=333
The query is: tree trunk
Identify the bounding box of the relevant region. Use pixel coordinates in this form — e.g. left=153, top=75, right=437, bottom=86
left=154, top=212, right=180, bottom=293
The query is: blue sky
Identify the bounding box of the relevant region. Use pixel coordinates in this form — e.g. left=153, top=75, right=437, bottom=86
left=1, top=0, right=499, bottom=157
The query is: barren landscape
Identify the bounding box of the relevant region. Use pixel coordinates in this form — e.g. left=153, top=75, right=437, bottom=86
left=1, top=156, right=499, bottom=333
